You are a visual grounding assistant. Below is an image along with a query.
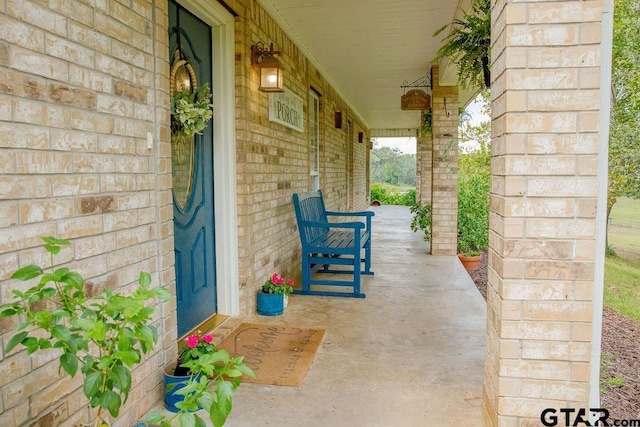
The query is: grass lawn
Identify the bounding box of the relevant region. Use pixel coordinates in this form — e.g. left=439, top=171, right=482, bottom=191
left=372, top=182, right=415, bottom=193
left=610, top=197, right=640, bottom=222
left=604, top=255, right=640, bottom=321
left=606, top=197, right=640, bottom=319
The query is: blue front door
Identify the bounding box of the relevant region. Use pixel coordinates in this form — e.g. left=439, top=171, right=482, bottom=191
left=169, top=1, right=217, bottom=337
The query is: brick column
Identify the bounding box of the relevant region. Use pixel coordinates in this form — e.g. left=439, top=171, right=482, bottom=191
left=483, top=1, right=603, bottom=425
left=430, top=65, right=458, bottom=255
left=416, top=128, right=432, bottom=206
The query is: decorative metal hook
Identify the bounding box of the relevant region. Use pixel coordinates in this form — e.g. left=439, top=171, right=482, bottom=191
left=400, top=70, right=433, bottom=93
left=251, top=41, right=281, bottom=66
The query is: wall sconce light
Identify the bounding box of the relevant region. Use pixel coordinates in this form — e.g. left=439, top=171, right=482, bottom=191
left=251, top=41, right=284, bottom=92
left=358, top=132, right=364, bottom=143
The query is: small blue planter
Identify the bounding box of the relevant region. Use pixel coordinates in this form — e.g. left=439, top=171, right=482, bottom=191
left=163, top=367, right=202, bottom=413
left=257, top=292, right=284, bottom=316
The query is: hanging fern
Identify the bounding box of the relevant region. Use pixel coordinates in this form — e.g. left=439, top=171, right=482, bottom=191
left=433, top=0, right=491, bottom=89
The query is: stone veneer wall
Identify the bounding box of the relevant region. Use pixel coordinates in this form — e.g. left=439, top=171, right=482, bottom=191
left=0, top=0, right=371, bottom=424
left=483, top=0, right=603, bottom=425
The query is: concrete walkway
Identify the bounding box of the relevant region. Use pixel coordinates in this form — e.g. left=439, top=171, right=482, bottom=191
left=226, top=205, right=487, bottom=427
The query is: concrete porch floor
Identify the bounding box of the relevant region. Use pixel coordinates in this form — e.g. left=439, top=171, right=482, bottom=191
left=225, top=205, right=487, bottom=426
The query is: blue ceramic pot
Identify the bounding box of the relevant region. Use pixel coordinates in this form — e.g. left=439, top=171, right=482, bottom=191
left=163, top=367, right=202, bottom=413
left=256, top=292, right=284, bottom=316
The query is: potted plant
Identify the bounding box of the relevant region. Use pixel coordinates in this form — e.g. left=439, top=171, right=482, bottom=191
left=0, top=237, right=171, bottom=426
left=156, top=332, right=256, bottom=426
left=257, top=272, right=294, bottom=316
left=457, top=149, right=490, bottom=270
left=409, top=155, right=489, bottom=271
left=432, top=0, right=491, bottom=89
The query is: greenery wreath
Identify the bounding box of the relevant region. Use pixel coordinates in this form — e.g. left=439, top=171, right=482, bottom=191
left=169, top=51, right=212, bottom=161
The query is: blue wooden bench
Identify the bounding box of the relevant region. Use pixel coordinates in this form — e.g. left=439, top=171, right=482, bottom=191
left=292, top=190, right=374, bottom=298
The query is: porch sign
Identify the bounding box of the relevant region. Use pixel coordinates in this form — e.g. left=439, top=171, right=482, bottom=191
left=269, top=88, right=304, bottom=132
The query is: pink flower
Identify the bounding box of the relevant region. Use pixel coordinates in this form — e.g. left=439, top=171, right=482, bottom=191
left=277, top=277, right=285, bottom=284
left=202, top=333, right=213, bottom=343
left=287, top=280, right=294, bottom=286
left=271, top=273, right=279, bottom=282
left=186, top=334, right=199, bottom=348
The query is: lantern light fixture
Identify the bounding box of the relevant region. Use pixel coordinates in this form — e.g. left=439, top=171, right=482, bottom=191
left=251, top=41, right=284, bottom=92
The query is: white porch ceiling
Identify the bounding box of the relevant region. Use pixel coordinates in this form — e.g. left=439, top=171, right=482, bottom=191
left=258, top=0, right=477, bottom=132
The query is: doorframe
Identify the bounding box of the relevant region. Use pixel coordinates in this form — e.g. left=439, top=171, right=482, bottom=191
left=176, top=0, right=239, bottom=316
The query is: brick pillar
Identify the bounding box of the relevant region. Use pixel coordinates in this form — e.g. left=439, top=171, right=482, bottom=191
left=483, top=1, right=603, bottom=425
left=416, top=127, right=432, bottom=205
left=430, top=65, right=458, bottom=255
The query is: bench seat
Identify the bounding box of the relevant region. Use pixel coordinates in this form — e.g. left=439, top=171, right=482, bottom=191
left=292, top=190, right=374, bottom=298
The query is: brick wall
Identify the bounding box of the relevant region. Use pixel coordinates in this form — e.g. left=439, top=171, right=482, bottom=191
left=416, top=129, right=432, bottom=206
left=235, top=0, right=371, bottom=311
left=0, top=0, right=173, bottom=424
left=483, top=1, right=602, bottom=425
left=0, top=0, right=371, bottom=424
left=430, top=65, right=459, bottom=256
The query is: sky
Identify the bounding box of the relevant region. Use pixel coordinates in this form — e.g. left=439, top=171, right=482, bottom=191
left=373, top=93, right=490, bottom=155
left=372, top=137, right=417, bottom=154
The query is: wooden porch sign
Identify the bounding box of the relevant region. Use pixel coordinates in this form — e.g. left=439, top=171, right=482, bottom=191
left=269, top=87, right=304, bottom=132
left=401, top=89, right=431, bottom=110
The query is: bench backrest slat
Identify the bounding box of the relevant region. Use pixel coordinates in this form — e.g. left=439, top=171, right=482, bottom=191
left=293, top=190, right=329, bottom=245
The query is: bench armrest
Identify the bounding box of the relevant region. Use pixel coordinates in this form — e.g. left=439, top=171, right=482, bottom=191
left=303, top=220, right=365, bottom=230
left=326, top=210, right=374, bottom=218
left=326, top=210, right=373, bottom=232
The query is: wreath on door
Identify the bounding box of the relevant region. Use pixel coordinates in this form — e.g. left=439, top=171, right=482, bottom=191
left=170, top=49, right=212, bottom=162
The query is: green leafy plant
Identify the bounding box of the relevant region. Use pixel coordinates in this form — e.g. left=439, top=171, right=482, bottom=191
left=370, top=184, right=416, bottom=206
left=433, top=0, right=491, bottom=89
left=457, top=143, right=490, bottom=255
left=410, top=202, right=433, bottom=242
left=0, top=236, right=171, bottom=425
left=603, top=376, right=626, bottom=387
left=148, top=331, right=256, bottom=427
left=262, top=272, right=294, bottom=295
left=419, top=109, right=432, bottom=135
left=179, top=333, right=217, bottom=372
left=408, top=142, right=489, bottom=254
left=171, top=83, right=213, bottom=141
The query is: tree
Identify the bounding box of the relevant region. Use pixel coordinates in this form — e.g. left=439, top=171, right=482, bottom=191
left=459, top=90, right=491, bottom=152
left=370, top=144, right=416, bottom=187
left=608, top=0, right=640, bottom=218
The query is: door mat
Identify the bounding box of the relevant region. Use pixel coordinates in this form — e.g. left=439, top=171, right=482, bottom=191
left=217, top=323, right=326, bottom=387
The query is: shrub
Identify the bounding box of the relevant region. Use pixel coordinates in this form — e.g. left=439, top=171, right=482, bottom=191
left=410, top=202, right=432, bottom=241
left=457, top=145, right=490, bottom=255
left=0, top=237, right=171, bottom=423
left=370, top=183, right=416, bottom=206
left=370, top=183, right=388, bottom=203
left=399, top=189, right=416, bottom=206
